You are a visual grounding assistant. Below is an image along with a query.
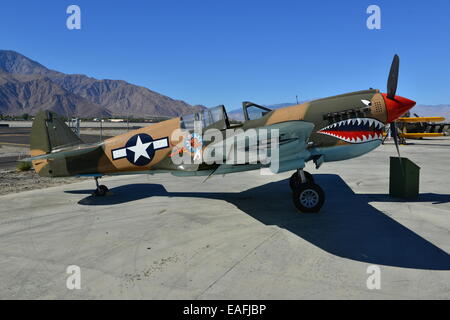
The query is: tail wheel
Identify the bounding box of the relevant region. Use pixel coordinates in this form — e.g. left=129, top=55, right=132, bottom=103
left=94, top=185, right=109, bottom=196
left=289, top=171, right=314, bottom=191
left=292, top=183, right=325, bottom=213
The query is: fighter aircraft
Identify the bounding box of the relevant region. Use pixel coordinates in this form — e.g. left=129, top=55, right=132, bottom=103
left=26, top=55, right=416, bottom=213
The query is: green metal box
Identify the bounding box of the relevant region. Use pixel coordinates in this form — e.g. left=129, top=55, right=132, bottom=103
left=389, top=157, right=420, bottom=199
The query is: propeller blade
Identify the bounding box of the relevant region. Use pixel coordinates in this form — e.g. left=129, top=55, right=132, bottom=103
left=390, top=122, right=401, bottom=158
left=390, top=122, right=405, bottom=175
left=387, top=54, right=400, bottom=99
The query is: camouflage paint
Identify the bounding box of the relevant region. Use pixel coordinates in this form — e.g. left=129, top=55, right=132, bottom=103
left=30, top=89, right=390, bottom=178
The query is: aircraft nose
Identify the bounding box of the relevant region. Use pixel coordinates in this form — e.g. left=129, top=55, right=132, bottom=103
left=382, top=94, right=416, bottom=123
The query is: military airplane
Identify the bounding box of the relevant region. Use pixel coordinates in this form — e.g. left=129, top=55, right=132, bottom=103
left=395, top=113, right=450, bottom=143
left=383, top=112, right=450, bottom=144
left=26, top=55, right=416, bottom=213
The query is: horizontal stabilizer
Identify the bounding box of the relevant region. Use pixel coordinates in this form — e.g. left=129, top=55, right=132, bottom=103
left=22, top=144, right=101, bottom=162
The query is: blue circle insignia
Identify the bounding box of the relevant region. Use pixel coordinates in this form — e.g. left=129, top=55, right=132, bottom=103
left=125, top=134, right=155, bottom=166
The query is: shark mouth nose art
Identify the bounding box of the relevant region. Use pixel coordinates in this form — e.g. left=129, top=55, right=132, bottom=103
left=318, top=118, right=385, bottom=143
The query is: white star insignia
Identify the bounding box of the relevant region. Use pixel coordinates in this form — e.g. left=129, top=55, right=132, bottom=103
left=127, top=136, right=152, bottom=163
left=111, top=135, right=169, bottom=163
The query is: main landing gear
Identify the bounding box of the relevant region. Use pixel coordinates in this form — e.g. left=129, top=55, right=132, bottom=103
left=289, top=169, right=325, bottom=213
left=93, top=177, right=109, bottom=196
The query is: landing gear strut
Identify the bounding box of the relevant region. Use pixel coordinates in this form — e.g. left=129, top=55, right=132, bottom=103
left=93, top=177, right=109, bottom=196
left=289, top=170, right=314, bottom=190
left=290, top=169, right=325, bottom=213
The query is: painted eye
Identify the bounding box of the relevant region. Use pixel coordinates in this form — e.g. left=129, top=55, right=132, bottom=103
left=361, top=99, right=372, bottom=106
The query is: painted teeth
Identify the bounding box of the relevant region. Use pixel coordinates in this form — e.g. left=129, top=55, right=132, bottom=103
left=321, top=132, right=382, bottom=143
left=321, top=118, right=384, bottom=131
left=319, top=118, right=386, bottom=144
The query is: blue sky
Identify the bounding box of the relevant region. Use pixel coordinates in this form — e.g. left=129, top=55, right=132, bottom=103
left=1, top=0, right=449, bottom=109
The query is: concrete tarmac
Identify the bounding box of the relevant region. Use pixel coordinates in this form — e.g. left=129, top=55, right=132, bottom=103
left=0, top=139, right=449, bottom=299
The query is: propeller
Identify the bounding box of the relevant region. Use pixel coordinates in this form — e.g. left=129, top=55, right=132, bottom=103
left=387, top=54, right=404, bottom=173
left=387, top=54, right=400, bottom=100
left=390, top=122, right=402, bottom=158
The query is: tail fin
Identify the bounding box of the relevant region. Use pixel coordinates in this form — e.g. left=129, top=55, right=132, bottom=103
left=30, top=110, right=82, bottom=175
left=30, top=110, right=82, bottom=153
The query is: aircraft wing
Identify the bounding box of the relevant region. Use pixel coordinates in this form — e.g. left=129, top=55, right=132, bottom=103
left=398, top=117, right=446, bottom=123
left=401, top=132, right=446, bottom=139
left=257, top=121, right=316, bottom=173
left=203, top=121, right=315, bottom=174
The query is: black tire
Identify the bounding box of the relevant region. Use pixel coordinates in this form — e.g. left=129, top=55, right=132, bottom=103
left=94, top=185, right=109, bottom=196
left=289, top=171, right=314, bottom=191
left=292, top=182, right=325, bottom=213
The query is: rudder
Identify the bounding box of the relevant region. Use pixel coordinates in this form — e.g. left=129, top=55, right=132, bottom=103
left=30, top=110, right=83, bottom=175
left=30, top=110, right=82, bottom=153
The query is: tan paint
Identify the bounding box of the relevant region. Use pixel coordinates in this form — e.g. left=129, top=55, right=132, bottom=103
left=30, top=149, right=49, bottom=173
left=370, top=93, right=387, bottom=123
left=101, top=117, right=182, bottom=173
left=266, top=103, right=310, bottom=125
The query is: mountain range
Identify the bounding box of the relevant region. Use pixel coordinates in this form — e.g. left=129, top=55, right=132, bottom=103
left=0, top=50, right=204, bottom=118
left=2, top=50, right=448, bottom=121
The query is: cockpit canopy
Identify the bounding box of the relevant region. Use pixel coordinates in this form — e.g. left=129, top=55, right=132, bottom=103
left=180, top=102, right=273, bottom=131
left=242, top=102, right=272, bottom=121
left=180, top=105, right=230, bottom=131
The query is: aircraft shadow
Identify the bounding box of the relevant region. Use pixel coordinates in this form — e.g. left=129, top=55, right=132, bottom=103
left=69, top=174, right=450, bottom=270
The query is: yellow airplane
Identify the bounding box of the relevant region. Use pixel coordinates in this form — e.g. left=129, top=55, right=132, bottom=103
left=395, top=114, right=449, bottom=141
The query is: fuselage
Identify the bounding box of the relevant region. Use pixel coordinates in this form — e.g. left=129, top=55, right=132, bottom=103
left=30, top=89, right=415, bottom=178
